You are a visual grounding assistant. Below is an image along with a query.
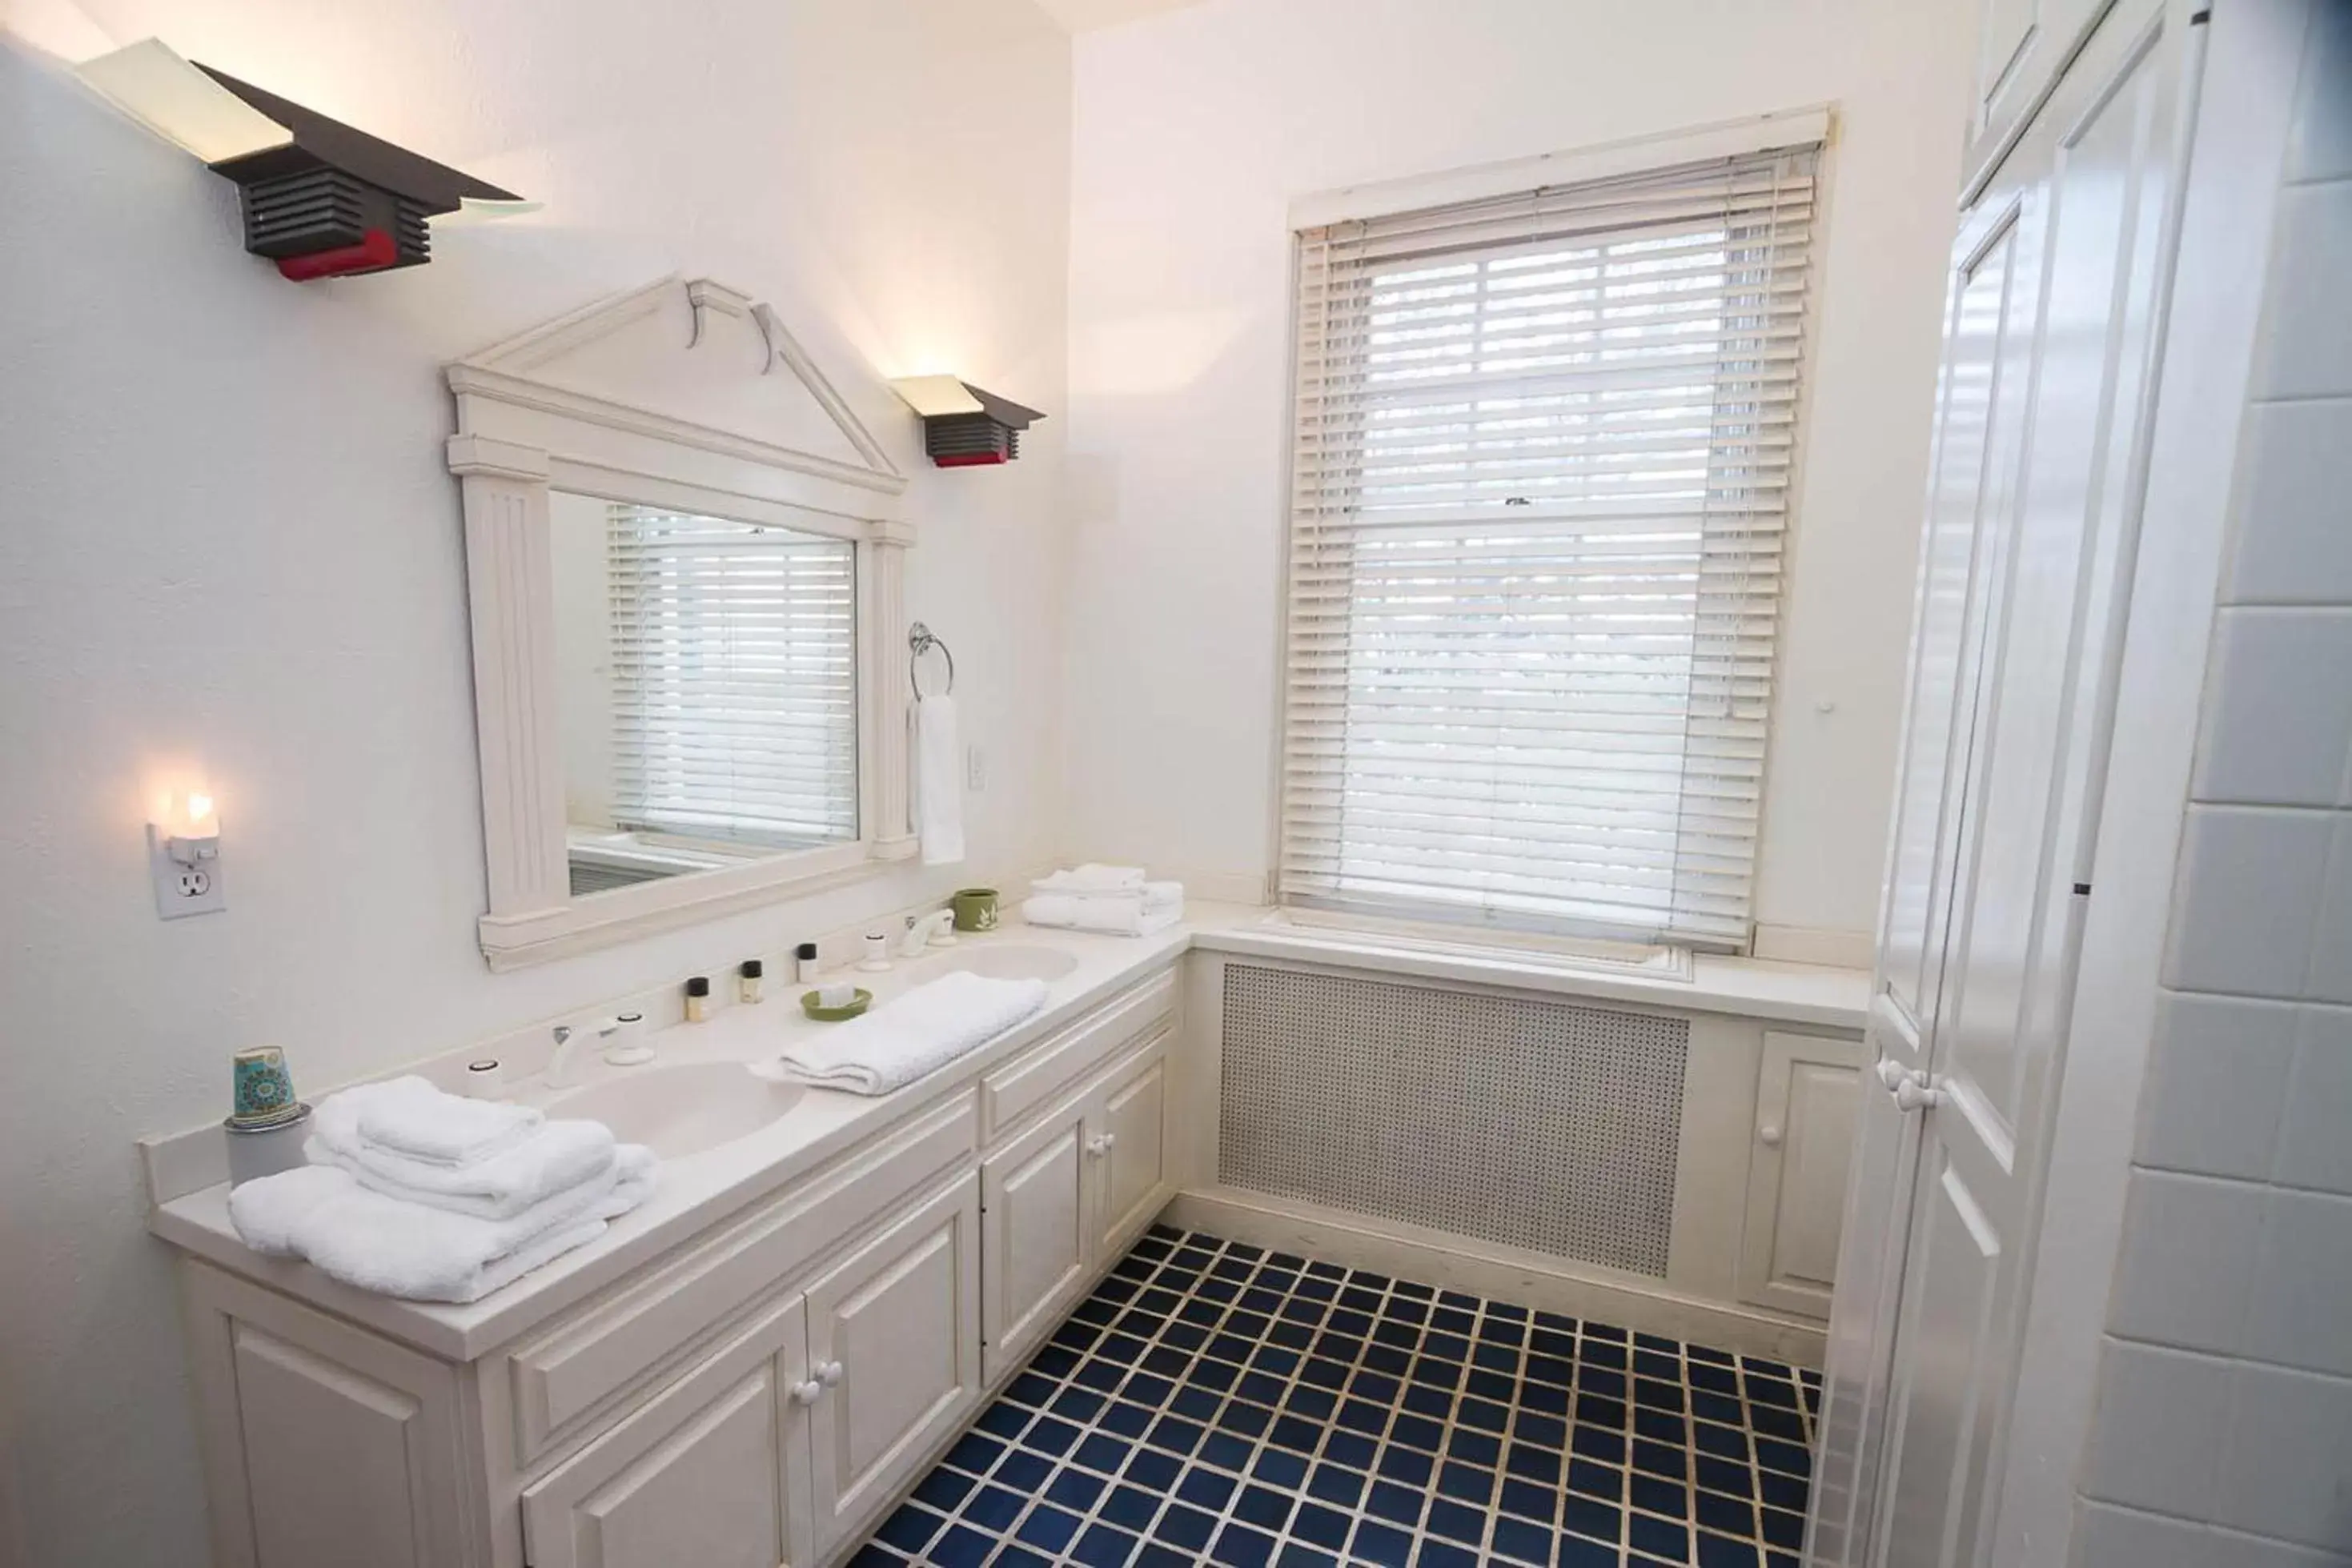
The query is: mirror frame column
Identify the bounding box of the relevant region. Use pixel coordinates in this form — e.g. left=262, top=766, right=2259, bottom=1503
left=866, top=515, right=919, bottom=863
left=448, top=434, right=572, bottom=920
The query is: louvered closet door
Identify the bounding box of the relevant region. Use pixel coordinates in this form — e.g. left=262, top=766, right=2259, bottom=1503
left=1812, top=3, right=2192, bottom=1565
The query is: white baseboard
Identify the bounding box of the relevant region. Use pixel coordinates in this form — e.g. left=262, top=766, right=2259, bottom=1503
left=1162, top=1186, right=1827, bottom=1368
left=1751, top=922, right=1876, bottom=971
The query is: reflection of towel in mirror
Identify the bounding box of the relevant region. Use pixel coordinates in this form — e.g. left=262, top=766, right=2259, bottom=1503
left=228, top=1152, right=656, bottom=1303
left=776, top=971, right=1046, bottom=1095
left=915, top=692, right=965, bottom=867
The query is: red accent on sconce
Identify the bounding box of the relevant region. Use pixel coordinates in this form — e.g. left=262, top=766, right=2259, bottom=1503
left=932, top=451, right=1013, bottom=467
left=275, top=228, right=399, bottom=281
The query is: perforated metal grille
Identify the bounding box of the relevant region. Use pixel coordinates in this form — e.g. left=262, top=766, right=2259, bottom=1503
left=1218, top=964, right=1688, bottom=1276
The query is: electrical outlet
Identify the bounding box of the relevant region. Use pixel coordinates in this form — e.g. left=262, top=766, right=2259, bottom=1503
left=149, top=824, right=226, bottom=919
left=966, top=745, right=987, bottom=792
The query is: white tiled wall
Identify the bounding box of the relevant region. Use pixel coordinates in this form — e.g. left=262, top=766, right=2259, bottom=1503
left=2076, top=6, right=2352, bottom=1561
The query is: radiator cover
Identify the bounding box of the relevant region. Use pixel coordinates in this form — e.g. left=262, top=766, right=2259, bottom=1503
left=1218, top=964, right=1688, bottom=1277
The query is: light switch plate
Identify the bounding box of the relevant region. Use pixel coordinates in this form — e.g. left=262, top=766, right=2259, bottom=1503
left=148, top=824, right=226, bottom=919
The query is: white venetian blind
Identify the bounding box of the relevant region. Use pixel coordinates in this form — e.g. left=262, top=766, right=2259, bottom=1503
left=606, top=504, right=859, bottom=849
left=1279, top=144, right=1819, bottom=948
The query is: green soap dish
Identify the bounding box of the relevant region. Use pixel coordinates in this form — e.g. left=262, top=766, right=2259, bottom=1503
left=801, top=988, right=873, bottom=1022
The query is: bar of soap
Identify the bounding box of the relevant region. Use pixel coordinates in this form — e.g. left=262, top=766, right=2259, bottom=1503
left=818, top=983, right=857, bottom=1009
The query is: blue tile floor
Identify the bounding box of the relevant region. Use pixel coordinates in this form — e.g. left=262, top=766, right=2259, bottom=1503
left=852, top=1225, right=1821, bottom=1567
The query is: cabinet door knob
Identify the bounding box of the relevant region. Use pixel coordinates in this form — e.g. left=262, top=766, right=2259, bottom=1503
left=1759, top=1124, right=1783, bottom=1148
left=819, top=1360, right=844, bottom=1387
left=1100, top=1133, right=1118, bottom=1151
left=1875, top=1057, right=1910, bottom=1092
left=790, top=1379, right=824, bottom=1406
left=1085, top=1135, right=1106, bottom=1159
left=1894, top=1075, right=1944, bottom=1114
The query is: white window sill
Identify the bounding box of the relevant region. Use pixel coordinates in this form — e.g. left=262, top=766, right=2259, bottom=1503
left=1182, top=904, right=1869, bottom=1032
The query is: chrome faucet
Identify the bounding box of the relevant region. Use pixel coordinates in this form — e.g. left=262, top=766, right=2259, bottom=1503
left=901, top=908, right=957, bottom=956
left=548, top=1012, right=647, bottom=1088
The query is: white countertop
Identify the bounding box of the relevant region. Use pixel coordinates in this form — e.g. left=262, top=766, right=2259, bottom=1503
left=147, top=905, right=1867, bottom=1361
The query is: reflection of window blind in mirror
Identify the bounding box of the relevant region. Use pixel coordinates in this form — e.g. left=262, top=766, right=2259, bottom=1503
left=606, top=505, right=858, bottom=851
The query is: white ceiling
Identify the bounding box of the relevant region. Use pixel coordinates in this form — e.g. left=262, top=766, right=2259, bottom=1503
left=1030, top=0, right=1215, bottom=33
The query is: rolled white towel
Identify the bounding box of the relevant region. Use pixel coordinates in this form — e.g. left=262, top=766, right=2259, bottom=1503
left=1032, top=864, right=1146, bottom=893
left=347, top=1076, right=544, bottom=1167
left=773, top=971, right=1047, bottom=1096
left=313, top=1086, right=619, bottom=1221
left=1021, top=894, right=1184, bottom=937
left=228, top=1147, right=656, bottom=1304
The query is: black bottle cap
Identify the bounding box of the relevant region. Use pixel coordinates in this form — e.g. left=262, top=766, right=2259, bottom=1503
left=684, top=976, right=710, bottom=997
left=741, top=959, right=763, bottom=978
left=797, top=941, right=818, bottom=960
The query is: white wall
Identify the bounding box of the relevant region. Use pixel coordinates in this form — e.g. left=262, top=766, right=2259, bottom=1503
left=2075, top=7, right=2352, bottom=1561
left=1060, top=0, right=1975, bottom=942
left=0, top=3, right=1071, bottom=1562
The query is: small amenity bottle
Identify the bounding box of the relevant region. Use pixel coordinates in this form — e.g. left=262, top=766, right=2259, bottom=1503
left=738, top=959, right=765, bottom=1005
left=684, top=975, right=711, bottom=1023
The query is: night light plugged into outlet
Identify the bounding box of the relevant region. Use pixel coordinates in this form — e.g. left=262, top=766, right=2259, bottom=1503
left=149, top=787, right=226, bottom=919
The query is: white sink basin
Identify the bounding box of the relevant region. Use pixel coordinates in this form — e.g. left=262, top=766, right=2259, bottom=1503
left=942, top=944, right=1079, bottom=982
left=547, top=1062, right=803, bottom=1159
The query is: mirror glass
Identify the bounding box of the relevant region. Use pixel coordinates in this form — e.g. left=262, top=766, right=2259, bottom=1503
left=548, top=492, right=859, bottom=896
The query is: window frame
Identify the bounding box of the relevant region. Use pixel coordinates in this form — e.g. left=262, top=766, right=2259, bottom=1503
left=1270, top=114, right=1832, bottom=953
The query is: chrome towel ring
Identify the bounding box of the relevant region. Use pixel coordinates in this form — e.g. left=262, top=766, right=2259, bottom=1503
left=909, top=623, right=955, bottom=698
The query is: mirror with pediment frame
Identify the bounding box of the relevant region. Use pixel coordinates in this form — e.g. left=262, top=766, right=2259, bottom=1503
left=445, top=277, right=917, bottom=970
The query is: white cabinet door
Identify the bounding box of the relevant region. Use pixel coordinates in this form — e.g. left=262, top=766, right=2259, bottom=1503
left=1091, top=1043, right=1170, bottom=1257
left=522, top=1295, right=811, bottom=1568
left=980, top=1093, right=1094, bottom=1382
left=1965, top=0, right=2108, bottom=194
left=1738, top=1032, right=1867, bottom=1318
left=803, top=1177, right=981, bottom=1558
left=1815, top=4, right=2192, bottom=1566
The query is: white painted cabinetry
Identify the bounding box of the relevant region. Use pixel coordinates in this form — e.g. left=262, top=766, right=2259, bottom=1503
left=802, top=1177, right=981, bottom=1556
left=173, top=968, right=1178, bottom=1568
left=979, top=1038, right=1174, bottom=1380
left=1738, top=1031, right=1867, bottom=1318
left=521, top=1293, right=813, bottom=1568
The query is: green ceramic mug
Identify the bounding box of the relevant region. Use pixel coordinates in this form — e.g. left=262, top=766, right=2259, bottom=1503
left=952, top=887, right=1000, bottom=932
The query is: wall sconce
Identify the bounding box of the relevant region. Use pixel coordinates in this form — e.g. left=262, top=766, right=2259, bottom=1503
left=889, top=376, right=1046, bottom=467
left=148, top=785, right=225, bottom=919
left=75, top=39, right=536, bottom=282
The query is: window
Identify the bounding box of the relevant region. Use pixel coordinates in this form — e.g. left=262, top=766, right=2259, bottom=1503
left=1278, top=142, right=1820, bottom=948
left=604, top=503, right=860, bottom=852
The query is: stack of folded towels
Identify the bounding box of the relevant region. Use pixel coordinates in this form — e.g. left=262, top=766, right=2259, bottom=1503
left=1021, top=864, right=1185, bottom=936
left=227, top=1077, right=657, bottom=1305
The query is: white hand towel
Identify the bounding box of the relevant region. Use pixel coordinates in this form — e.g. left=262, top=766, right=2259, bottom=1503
left=915, top=693, right=965, bottom=867
left=773, top=971, right=1046, bottom=1095
left=312, top=1089, right=619, bottom=1221
left=350, top=1076, right=544, bottom=1167
left=1027, top=878, right=1184, bottom=912
left=1033, top=864, right=1145, bottom=893
left=1020, top=894, right=1184, bottom=937
left=228, top=1148, right=656, bottom=1304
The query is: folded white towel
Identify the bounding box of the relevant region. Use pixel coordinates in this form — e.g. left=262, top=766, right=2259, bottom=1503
left=313, top=1081, right=619, bottom=1221
left=773, top=971, right=1047, bottom=1095
left=915, top=693, right=965, bottom=868
left=1021, top=894, right=1185, bottom=937
left=1033, top=864, right=1145, bottom=893
left=1027, top=878, right=1183, bottom=912
left=228, top=1147, right=656, bottom=1304
left=351, top=1077, right=544, bottom=1167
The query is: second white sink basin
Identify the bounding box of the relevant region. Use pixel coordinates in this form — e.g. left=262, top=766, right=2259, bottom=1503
left=941, top=944, right=1079, bottom=982
left=548, top=1062, right=803, bottom=1159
